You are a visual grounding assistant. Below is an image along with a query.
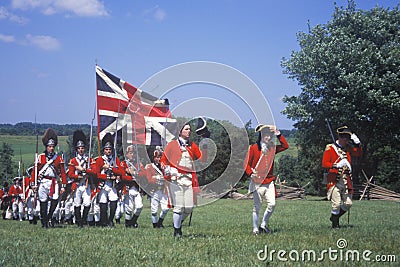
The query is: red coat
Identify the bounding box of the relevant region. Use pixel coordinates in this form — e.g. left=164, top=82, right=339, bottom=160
left=322, top=144, right=362, bottom=192
left=30, top=153, right=67, bottom=187
left=9, top=184, right=23, bottom=203
left=119, top=160, right=145, bottom=193
left=22, top=177, right=31, bottom=199
left=161, top=139, right=207, bottom=194
left=145, top=163, right=163, bottom=185
left=93, top=155, right=123, bottom=181
left=68, top=155, right=96, bottom=192
left=68, top=156, right=96, bottom=180
left=244, top=134, right=289, bottom=184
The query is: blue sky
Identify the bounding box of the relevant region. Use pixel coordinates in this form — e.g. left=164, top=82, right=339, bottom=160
left=0, top=0, right=396, bottom=129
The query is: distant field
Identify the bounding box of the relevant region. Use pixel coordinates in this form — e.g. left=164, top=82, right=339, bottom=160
left=0, top=135, right=69, bottom=169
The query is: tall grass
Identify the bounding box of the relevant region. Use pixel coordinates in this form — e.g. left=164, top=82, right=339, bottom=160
left=0, top=198, right=399, bottom=266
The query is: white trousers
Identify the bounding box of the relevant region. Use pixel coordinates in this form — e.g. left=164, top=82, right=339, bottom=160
left=150, top=189, right=169, bottom=223
left=253, top=182, right=276, bottom=230
left=169, top=177, right=193, bottom=215
left=26, top=196, right=40, bottom=220
left=327, top=178, right=352, bottom=214
left=73, top=183, right=91, bottom=207
left=124, top=186, right=143, bottom=220
left=12, top=200, right=24, bottom=220
left=98, top=182, right=118, bottom=203
left=38, top=178, right=59, bottom=201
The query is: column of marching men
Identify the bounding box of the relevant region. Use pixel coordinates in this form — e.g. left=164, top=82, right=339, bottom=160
left=1, top=119, right=362, bottom=236
left=3, top=128, right=175, bottom=232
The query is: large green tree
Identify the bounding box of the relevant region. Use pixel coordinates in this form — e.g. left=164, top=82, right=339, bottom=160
left=0, top=142, right=14, bottom=184
left=280, top=1, right=400, bottom=192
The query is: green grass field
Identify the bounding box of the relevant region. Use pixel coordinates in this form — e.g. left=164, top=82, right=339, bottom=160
left=0, top=198, right=398, bottom=266
left=0, top=135, right=69, bottom=172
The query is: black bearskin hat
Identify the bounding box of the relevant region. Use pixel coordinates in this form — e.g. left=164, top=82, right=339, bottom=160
left=73, top=130, right=87, bottom=148
left=42, top=128, right=58, bottom=146
left=102, top=133, right=114, bottom=149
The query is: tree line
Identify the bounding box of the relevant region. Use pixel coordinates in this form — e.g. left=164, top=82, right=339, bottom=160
left=0, top=122, right=95, bottom=136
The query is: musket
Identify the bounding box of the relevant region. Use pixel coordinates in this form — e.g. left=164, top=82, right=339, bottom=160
left=32, top=115, right=39, bottom=208
left=132, top=107, right=140, bottom=172
left=113, top=101, right=121, bottom=168
left=20, top=148, right=26, bottom=202
left=86, top=102, right=96, bottom=189
left=325, top=118, right=338, bottom=147
left=88, top=102, right=96, bottom=169
left=34, top=115, right=39, bottom=188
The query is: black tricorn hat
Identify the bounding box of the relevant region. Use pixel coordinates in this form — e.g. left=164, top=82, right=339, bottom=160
left=337, top=126, right=352, bottom=136
left=102, top=133, right=114, bottom=149
left=73, top=130, right=87, bottom=148
left=42, top=128, right=58, bottom=146
left=195, top=117, right=211, bottom=138
left=255, top=124, right=276, bottom=133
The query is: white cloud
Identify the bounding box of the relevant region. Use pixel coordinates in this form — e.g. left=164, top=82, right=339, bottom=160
left=153, top=6, right=166, bottom=21
left=11, top=0, right=108, bottom=17
left=0, top=6, right=29, bottom=24
left=144, top=5, right=166, bottom=22
left=0, top=33, right=16, bottom=43
left=25, top=34, right=61, bottom=51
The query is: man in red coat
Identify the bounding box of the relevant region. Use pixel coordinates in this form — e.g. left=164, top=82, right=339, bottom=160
left=68, top=130, right=95, bottom=228
left=161, top=119, right=209, bottom=238
left=93, top=133, right=123, bottom=227
left=31, top=128, right=67, bottom=228
left=120, top=144, right=145, bottom=228
left=24, top=168, right=39, bottom=224
left=322, top=126, right=362, bottom=228
left=244, top=124, right=289, bottom=235
left=9, top=177, right=24, bottom=221
left=145, top=147, right=169, bottom=228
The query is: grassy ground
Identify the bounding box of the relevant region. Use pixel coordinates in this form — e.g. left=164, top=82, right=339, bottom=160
left=0, top=198, right=399, bottom=266
left=0, top=135, right=69, bottom=168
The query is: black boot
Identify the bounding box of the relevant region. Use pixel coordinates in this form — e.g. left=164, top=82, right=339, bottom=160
left=330, top=214, right=340, bottom=228
left=153, top=222, right=158, bottom=228
left=157, top=217, right=165, bottom=228
left=33, top=215, right=38, bottom=225
left=82, top=207, right=90, bottom=226
left=174, top=227, right=182, bottom=238
left=338, top=208, right=347, bottom=218
left=74, top=206, right=83, bottom=228
left=40, top=201, right=48, bottom=229
left=108, top=201, right=117, bottom=228
left=99, top=203, right=108, bottom=227
left=131, top=214, right=139, bottom=228
left=48, top=200, right=58, bottom=228
left=125, top=219, right=132, bottom=228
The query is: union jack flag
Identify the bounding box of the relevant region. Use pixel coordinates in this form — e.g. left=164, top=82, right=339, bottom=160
left=96, top=65, right=176, bottom=146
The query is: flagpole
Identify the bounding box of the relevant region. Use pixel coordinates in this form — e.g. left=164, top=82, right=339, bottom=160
left=133, top=107, right=140, bottom=171
left=114, top=100, right=121, bottom=166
